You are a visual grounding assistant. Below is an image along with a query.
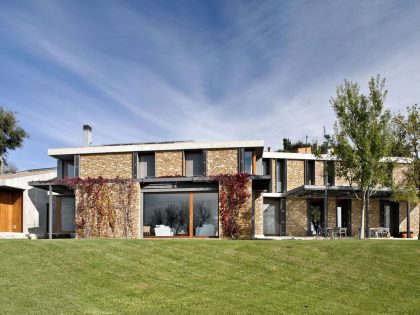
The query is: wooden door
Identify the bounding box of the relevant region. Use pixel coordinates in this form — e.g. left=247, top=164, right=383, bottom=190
left=0, top=190, right=22, bottom=232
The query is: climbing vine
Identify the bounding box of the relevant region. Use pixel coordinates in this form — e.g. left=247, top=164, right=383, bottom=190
left=56, top=177, right=137, bottom=239
left=217, top=173, right=250, bottom=239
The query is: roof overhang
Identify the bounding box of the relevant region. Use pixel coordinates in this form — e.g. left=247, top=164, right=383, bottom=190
left=48, top=140, right=264, bottom=158
left=284, top=185, right=393, bottom=198
left=0, top=185, right=25, bottom=191
left=29, top=181, right=74, bottom=194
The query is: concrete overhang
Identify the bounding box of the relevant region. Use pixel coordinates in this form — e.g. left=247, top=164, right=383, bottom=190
left=49, top=139, right=265, bottom=158
left=284, top=185, right=392, bottom=198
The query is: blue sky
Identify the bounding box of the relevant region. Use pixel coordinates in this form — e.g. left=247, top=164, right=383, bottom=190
left=1, top=0, right=420, bottom=170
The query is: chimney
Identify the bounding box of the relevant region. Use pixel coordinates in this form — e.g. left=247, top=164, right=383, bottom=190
left=83, top=125, right=92, bottom=147
left=267, top=147, right=271, bottom=152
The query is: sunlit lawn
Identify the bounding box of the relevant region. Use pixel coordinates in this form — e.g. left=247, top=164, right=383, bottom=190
left=0, top=239, right=419, bottom=314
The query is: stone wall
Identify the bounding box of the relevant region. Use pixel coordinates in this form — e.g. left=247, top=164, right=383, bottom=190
left=286, top=198, right=307, bottom=236
left=207, top=149, right=238, bottom=176
left=155, top=151, right=183, bottom=177
left=287, top=160, right=304, bottom=190
left=327, top=198, right=336, bottom=228
left=351, top=199, right=362, bottom=237
left=254, top=191, right=263, bottom=236
left=271, top=159, right=276, bottom=192
left=315, top=161, right=324, bottom=186
left=368, top=199, right=380, bottom=228
left=79, top=153, right=132, bottom=178
left=393, top=164, right=410, bottom=186
left=75, top=182, right=141, bottom=239
left=399, top=202, right=420, bottom=236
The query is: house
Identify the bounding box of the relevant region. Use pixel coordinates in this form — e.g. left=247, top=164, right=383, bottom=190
left=0, top=168, right=57, bottom=239
left=29, top=126, right=419, bottom=239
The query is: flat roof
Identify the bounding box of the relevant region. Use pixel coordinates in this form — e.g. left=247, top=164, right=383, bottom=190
left=0, top=167, right=56, bottom=180
left=48, top=139, right=264, bottom=157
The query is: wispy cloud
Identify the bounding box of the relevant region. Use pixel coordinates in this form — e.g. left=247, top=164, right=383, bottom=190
left=0, top=0, right=419, bottom=169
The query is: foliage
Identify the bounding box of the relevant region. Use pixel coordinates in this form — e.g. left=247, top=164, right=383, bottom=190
left=310, top=206, right=321, bottom=223
left=390, top=104, right=420, bottom=204
left=57, top=177, right=137, bottom=239
left=319, top=75, right=392, bottom=238
left=0, top=107, right=29, bottom=173
left=217, top=173, right=250, bottom=239
left=279, top=138, right=316, bottom=152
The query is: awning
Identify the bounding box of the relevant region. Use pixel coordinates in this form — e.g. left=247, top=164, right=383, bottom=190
left=284, top=185, right=392, bottom=198
left=29, top=180, right=74, bottom=194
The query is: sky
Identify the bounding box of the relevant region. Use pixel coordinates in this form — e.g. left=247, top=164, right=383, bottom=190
left=1, top=0, right=420, bottom=170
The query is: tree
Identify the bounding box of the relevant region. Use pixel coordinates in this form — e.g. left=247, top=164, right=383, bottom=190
left=390, top=105, right=419, bottom=238
left=0, top=107, right=29, bottom=174
left=321, top=75, right=392, bottom=239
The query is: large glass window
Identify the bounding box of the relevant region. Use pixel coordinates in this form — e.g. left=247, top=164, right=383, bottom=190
left=244, top=150, right=253, bottom=174
left=63, top=161, right=75, bottom=178
left=276, top=160, right=286, bottom=193
left=143, top=192, right=218, bottom=237
left=185, top=151, right=204, bottom=176
left=305, top=160, right=315, bottom=185
left=139, top=153, right=155, bottom=178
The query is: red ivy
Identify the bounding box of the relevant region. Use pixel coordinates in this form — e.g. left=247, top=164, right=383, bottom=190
left=217, top=173, right=250, bottom=239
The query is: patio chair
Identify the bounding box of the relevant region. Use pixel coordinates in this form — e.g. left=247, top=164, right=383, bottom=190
left=339, top=227, right=347, bottom=238
left=332, top=227, right=341, bottom=239
left=143, top=226, right=151, bottom=236
left=381, top=227, right=390, bottom=238
left=377, top=227, right=384, bottom=238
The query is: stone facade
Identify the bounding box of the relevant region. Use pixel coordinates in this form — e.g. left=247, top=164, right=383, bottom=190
left=286, top=198, right=307, bottom=236
left=207, top=149, right=238, bottom=176
left=351, top=199, right=362, bottom=237
left=155, top=151, right=183, bottom=177
left=399, top=202, right=420, bottom=236
left=271, top=159, right=276, bottom=192
left=368, top=199, right=380, bottom=228
left=254, top=191, right=263, bottom=236
left=392, top=164, right=410, bottom=186
left=75, top=182, right=141, bottom=239
left=315, top=161, right=324, bottom=186
left=287, top=160, right=304, bottom=190
left=79, top=153, right=132, bottom=178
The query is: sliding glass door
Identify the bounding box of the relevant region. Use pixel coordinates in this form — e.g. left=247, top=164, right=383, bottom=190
left=143, top=192, right=218, bottom=237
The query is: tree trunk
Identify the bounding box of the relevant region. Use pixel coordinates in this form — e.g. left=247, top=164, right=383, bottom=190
left=366, top=193, right=370, bottom=239
left=359, top=190, right=366, bottom=239
left=0, top=155, right=3, bottom=174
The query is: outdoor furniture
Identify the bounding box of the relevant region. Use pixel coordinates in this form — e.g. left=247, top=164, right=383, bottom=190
left=154, top=225, right=174, bottom=236
left=369, top=228, right=378, bottom=238
left=143, top=226, right=151, bottom=236
left=332, top=227, right=341, bottom=238
left=382, top=227, right=390, bottom=238
left=339, top=227, right=347, bottom=238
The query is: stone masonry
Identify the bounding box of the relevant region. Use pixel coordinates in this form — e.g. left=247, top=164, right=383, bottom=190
left=399, top=202, right=420, bottom=236
left=254, top=191, right=263, bottom=236
left=207, top=149, right=238, bottom=176
left=286, top=198, right=307, bottom=236
left=315, top=161, right=324, bottom=186
left=79, top=153, right=132, bottom=178
left=287, top=160, right=304, bottom=190
left=156, top=151, right=183, bottom=177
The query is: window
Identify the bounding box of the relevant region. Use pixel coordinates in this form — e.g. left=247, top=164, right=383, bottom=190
left=326, top=161, right=335, bottom=186
left=185, top=151, right=204, bottom=176
left=63, top=160, right=75, bottom=178
left=276, top=160, right=286, bottom=192
left=305, top=160, right=315, bottom=185
left=139, top=153, right=155, bottom=178
left=244, top=150, right=253, bottom=174
left=143, top=192, right=218, bottom=237
left=262, top=159, right=270, bottom=176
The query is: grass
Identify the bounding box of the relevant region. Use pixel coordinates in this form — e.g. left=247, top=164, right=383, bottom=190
left=0, top=240, right=419, bottom=314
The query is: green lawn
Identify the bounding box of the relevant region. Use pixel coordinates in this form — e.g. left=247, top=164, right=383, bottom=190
left=0, top=240, right=419, bottom=314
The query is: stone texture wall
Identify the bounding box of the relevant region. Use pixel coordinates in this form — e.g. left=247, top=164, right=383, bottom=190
left=75, top=182, right=140, bottom=239
left=286, top=198, right=307, bottom=236
left=271, top=159, right=276, bottom=192
left=315, top=161, right=324, bottom=186
left=351, top=199, right=362, bottom=237
left=79, top=153, right=132, bottom=178
left=399, top=202, right=420, bottom=236
left=254, top=191, right=263, bottom=236
left=327, top=198, right=336, bottom=228
left=393, top=164, right=410, bottom=186
left=156, top=151, right=183, bottom=177
left=368, top=199, right=380, bottom=229
left=287, top=160, right=304, bottom=190
left=207, top=149, right=238, bottom=176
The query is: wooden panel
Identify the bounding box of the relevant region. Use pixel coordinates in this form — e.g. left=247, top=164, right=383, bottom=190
left=0, top=190, right=22, bottom=232
left=11, top=192, right=22, bottom=232
left=252, top=151, right=257, bottom=175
